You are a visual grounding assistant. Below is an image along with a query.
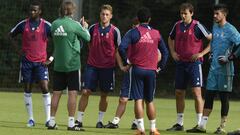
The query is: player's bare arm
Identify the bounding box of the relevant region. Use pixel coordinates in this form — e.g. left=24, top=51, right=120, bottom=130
left=168, top=36, right=179, bottom=61
left=191, top=34, right=212, bottom=61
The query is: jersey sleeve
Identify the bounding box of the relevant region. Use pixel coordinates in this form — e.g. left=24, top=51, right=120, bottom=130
left=158, top=35, right=169, bottom=70
left=195, top=22, right=211, bottom=39
left=169, top=22, right=177, bottom=40
left=118, top=29, right=135, bottom=65
left=75, top=21, right=90, bottom=42
left=44, top=20, right=52, bottom=38
left=10, top=19, right=26, bottom=37
left=113, top=27, right=121, bottom=46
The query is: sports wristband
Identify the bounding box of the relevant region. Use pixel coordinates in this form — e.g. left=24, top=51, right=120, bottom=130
left=49, top=56, right=54, bottom=62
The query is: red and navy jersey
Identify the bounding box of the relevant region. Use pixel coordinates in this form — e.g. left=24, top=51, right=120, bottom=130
left=169, top=20, right=210, bottom=40
left=10, top=18, right=51, bottom=62
left=87, top=23, right=121, bottom=68
left=10, top=18, right=51, bottom=38
left=119, top=24, right=169, bottom=70
left=171, top=20, right=208, bottom=62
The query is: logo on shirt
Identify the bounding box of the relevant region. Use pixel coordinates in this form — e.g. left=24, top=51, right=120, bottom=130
left=54, top=25, right=67, bottom=36
left=139, top=32, right=154, bottom=43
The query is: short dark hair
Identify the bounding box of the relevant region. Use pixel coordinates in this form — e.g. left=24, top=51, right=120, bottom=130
left=180, top=3, right=194, bottom=13
left=137, top=7, right=151, bottom=23
left=30, top=0, right=42, bottom=10
left=213, top=3, right=228, bottom=15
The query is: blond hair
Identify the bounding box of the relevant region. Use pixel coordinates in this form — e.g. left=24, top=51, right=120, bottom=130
left=100, top=4, right=113, bottom=13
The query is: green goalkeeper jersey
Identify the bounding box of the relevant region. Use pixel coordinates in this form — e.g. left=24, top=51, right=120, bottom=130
left=51, top=16, right=90, bottom=72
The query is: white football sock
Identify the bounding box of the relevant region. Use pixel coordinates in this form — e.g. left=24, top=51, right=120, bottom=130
left=98, top=111, right=105, bottom=122
left=150, top=119, right=156, bottom=131
left=77, top=111, right=84, bottom=122
left=24, top=93, right=34, bottom=120
left=68, top=117, right=75, bottom=127
left=199, top=116, right=208, bottom=129
left=196, top=113, right=203, bottom=125
left=49, top=116, right=56, bottom=126
left=42, top=93, right=51, bottom=122
left=137, top=118, right=145, bottom=132
left=112, top=117, right=120, bottom=124
left=177, top=113, right=184, bottom=126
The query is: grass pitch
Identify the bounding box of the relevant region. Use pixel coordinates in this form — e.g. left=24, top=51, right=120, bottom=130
left=0, top=91, right=240, bottom=135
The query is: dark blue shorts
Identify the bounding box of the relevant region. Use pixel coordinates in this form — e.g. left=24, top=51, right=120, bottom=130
left=20, top=56, right=48, bottom=83
left=130, top=66, right=156, bottom=102
left=120, top=70, right=131, bottom=98
left=82, top=64, right=115, bottom=92
left=175, top=61, right=203, bottom=89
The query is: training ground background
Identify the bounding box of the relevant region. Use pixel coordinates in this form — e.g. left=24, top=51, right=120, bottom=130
left=0, top=92, right=240, bottom=135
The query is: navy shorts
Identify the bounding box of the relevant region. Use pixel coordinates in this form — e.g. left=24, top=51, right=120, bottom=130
left=82, top=64, right=115, bottom=92
left=53, top=70, right=81, bottom=91
left=130, top=66, right=156, bottom=102
left=175, top=61, right=203, bottom=89
left=20, top=56, right=48, bottom=83
left=119, top=69, right=131, bottom=98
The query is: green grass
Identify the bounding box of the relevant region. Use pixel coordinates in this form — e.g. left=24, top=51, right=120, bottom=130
left=0, top=91, right=240, bottom=135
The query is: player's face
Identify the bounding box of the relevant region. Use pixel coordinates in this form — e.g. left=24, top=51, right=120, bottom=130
left=100, top=9, right=112, bottom=24
left=180, top=9, right=193, bottom=24
left=213, top=10, right=226, bottom=24
left=29, top=5, right=41, bottom=19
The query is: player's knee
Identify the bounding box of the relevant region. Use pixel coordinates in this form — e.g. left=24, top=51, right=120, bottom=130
left=81, top=89, right=91, bottom=96
left=175, top=90, right=184, bottom=97
left=193, top=92, right=202, bottom=99
left=119, top=97, right=128, bottom=104
left=100, top=91, right=108, bottom=97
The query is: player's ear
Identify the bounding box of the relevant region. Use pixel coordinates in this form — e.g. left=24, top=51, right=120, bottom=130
left=110, top=13, right=113, bottom=19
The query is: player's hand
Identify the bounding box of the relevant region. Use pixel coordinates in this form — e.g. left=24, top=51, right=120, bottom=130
left=171, top=51, right=180, bottom=61
left=42, top=60, right=52, bottom=67
left=218, top=55, right=229, bottom=65
left=191, top=53, right=203, bottom=62
left=80, top=16, right=89, bottom=29
left=120, top=65, right=131, bottom=72
left=156, top=67, right=161, bottom=74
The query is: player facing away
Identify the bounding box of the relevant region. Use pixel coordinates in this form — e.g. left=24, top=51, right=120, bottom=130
left=47, top=0, right=90, bottom=131
left=186, top=4, right=240, bottom=134
left=118, top=7, right=168, bottom=135
left=105, top=17, right=168, bottom=130
left=75, top=4, right=121, bottom=128
left=166, top=2, right=212, bottom=132
left=105, top=18, right=140, bottom=129
left=9, top=1, right=52, bottom=127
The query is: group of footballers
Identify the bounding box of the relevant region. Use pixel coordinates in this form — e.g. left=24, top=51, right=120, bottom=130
left=9, top=0, right=240, bottom=135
